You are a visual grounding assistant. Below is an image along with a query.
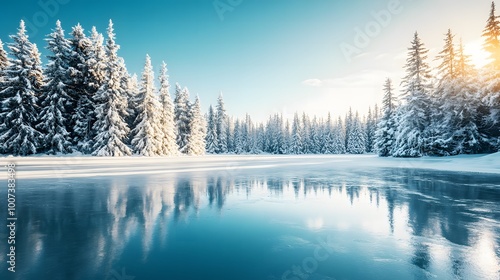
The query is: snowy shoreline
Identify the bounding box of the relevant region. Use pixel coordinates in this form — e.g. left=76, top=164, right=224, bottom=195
left=0, top=153, right=499, bottom=180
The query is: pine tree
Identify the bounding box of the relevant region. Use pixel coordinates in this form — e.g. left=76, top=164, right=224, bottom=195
left=375, top=78, right=398, bottom=157
left=332, top=116, right=346, bottom=154
left=0, top=21, right=43, bottom=155
left=36, top=20, right=73, bottom=154
left=243, top=114, right=253, bottom=153
left=92, top=20, right=132, bottom=156
left=301, top=113, right=311, bottom=154
left=347, top=112, right=365, bottom=154
left=309, top=117, right=321, bottom=154
left=131, top=55, right=164, bottom=156
left=322, top=113, right=335, bottom=154
left=290, top=112, right=303, bottom=154
left=445, top=41, right=485, bottom=154
left=205, top=105, right=218, bottom=153
left=186, top=96, right=206, bottom=155
left=233, top=119, right=243, bottom=154
left=158, top=62, right=178, bottom=155
left=483, top=1, right=500, bottom=70
left=67, top=24, right=92, bottom=141
left=344, top=108, right=353, bottom=152
left=482, top=2, right=500, bottom=148
left=174, top=84, right=192, bottom=153
left=365, top=107, right=376, bottom=153
left=281, top=118, right=290, bottom=154
left=216, top=93, right=228, bottom=153
left=427, top=29, right=457, bottom=156
left=393, top=32, right=432, bottom=157
left=73, top=26, right=102, bottom=153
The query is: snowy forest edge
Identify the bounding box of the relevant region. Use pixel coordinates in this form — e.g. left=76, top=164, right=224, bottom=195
left=1, top=3, right=500, bottom=158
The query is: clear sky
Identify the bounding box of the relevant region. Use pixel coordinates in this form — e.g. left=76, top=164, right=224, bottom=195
left=0, top=0, right=494, bottom=121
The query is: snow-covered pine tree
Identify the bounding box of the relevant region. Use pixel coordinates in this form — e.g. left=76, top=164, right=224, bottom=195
left=344, top=108, right=353, bottom=152
left=174, top=84, right=191, bottom=154
left=332, top=116, right=346, bottom=154
left=444, top=40, right=485, bottom=154
left=393, top=32, right=432, bottom=157
left=281, top=118, right=290, bottom=155
left=375, top=78, right=398, bottom=157
left=186, top=96, right=206, bottom=155
left=365, top=107, right=376, bottom=153
left=427, top=29, right=457, bottom=156
left=290, top=112, right=303, bottom=154
left=244, top=114, right=253, bottom=153
left=255, top=123, right=265, bottom=153
left=481, top=1, right=500, bottom=149
left=309, top=117, right=321, bottom=154
left=483, top=1, right=500, bottom=70
left=266, top=114, right=285, bottom=154
left=322, top=112, right=335, bottom=154
left=233, top=119, right=243, bottom=154
left=205, top=105, right=218, bottom=153
left=73, top=26, right=103, bottom=153
left=0, top=21, right=43, bottom=155
left=67, top=24, right=92, bottom=140
left=347, top=112, right=365, bottom=154
left=92, top=20, right=132, bottom=156
left=131, top=55, right=164, bottom=156
left=158, top=62, right=178, bottom=155
left=36, top=20, right=73, bottom=154
left=301, top=113, right=310, bottom=154
left=215, top=93, right=228, bottom=153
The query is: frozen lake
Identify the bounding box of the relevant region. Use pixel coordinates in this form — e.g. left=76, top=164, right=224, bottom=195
left=0, top=158, right=499, bottom=279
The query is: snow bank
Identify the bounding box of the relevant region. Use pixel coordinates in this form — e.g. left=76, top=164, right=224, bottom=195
left=0, top=154, right=498, bottom=180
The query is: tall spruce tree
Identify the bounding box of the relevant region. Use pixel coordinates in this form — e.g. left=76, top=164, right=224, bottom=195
left=92, top=20, right=131, bottom=156
left=393, top=32, right=432, bottom=157
left=347, top=112, right=365, bottom=154
left=215, top=93, right=228, bottom=153
left=174, top=84, right=191, bottom=153
left=73, top=26, right=103, bottom=153
left=375, top=78, right=398, bottom=157
left=290, top=112, right=303, bottom=154
left=0, top=21, right=43, bottom=155
left=187, top=96, right=206, bottom=155
left=205, top=105, right=218, bottom=153
left=37, top=20, right=73, bottom=154
left=158, top=61, right=178, bottom=155
left=482, top=1, right=500, bottom=147
left=131, top=55, right=164, bottom=156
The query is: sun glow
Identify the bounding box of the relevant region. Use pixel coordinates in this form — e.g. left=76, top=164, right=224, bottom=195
left=464, top=39, right=491, bottom=69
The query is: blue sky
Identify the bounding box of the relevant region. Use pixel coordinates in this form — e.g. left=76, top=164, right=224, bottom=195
left=0, top=0, right=494, bottom=121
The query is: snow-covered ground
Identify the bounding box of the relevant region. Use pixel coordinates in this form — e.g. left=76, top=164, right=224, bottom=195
left=0, top=153, right=499, bottom=180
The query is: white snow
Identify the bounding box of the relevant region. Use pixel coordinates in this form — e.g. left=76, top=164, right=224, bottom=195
left=0, top=153, right=498, bottom=180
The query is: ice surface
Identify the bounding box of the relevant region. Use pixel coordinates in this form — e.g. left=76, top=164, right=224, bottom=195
left=0, top=153, right=498, bottom=179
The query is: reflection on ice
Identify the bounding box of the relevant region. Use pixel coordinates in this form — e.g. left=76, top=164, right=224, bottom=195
left=0, top=168, right=498, bottom=280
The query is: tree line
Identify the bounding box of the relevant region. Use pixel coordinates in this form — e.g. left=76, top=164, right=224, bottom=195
left=1, top=2, right=499, bottom=157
